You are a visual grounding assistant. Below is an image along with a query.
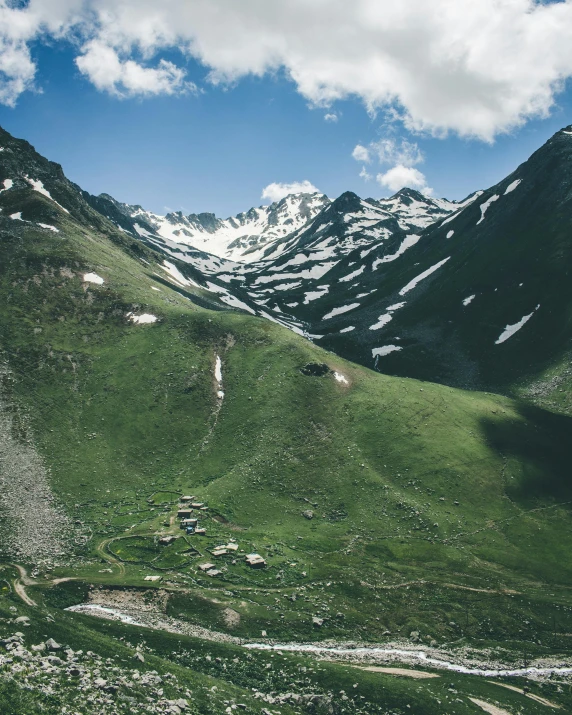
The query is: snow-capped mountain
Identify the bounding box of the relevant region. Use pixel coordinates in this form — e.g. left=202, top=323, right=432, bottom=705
left=121, top=192, right=331, bottom=263
left=5, top=120, right=572, bottom=397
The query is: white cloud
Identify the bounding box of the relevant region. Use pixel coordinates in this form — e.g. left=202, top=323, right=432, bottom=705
left=76, top=41, right=193, bottom=97
left=352, top=144, right=371, bottom=163
left=359, top=166, right=372, bottom=181
left=261, top=180, right=321, bottom=202
left=371, top=138, right=423, bottom=167
left=377, top=165, right=432, bottom=195
left=324, top=112, right=338, bottom=122
left=4, top=1, right=572, bottom=139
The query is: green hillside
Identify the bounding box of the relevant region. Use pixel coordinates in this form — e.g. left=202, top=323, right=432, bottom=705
left=2, top=128, right=572, bottom=713
left=1, top=172, right=572, bottom=642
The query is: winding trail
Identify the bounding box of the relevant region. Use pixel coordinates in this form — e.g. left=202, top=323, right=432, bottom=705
left=8, top=563, right=77, bottom=606
left=96, top=538, right=126, bottom=576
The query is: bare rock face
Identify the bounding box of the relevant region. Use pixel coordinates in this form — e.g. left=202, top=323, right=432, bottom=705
left=45, top=638, right=61, bottom=651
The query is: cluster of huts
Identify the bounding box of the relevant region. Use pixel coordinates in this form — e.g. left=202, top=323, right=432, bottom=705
left=177, top=496, right=208, bottom=535
left=162, top=494, right=267, bottom=577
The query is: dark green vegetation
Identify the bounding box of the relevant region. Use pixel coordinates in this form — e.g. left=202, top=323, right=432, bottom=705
left=1, top=125, right=572, bottom=712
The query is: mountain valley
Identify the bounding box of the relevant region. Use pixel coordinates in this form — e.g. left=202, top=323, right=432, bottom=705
left=1, top=124, right=572, bottom=714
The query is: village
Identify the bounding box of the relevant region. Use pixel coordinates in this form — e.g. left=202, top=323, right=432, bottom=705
left=157, top=495, right=266, bottom=580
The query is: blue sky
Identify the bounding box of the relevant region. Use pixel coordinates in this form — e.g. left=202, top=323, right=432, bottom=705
left=1, top=1, right=572, bottom=217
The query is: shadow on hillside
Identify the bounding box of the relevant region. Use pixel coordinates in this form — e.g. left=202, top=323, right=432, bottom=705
left=480, top=402, right=572, bottom=504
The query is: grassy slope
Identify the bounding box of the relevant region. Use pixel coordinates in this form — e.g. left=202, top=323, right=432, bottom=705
left=1, top=192, right=572, bottom=654
left=1, top=569, right=570, bottom=715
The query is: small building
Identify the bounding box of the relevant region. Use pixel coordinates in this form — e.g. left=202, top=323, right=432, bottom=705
left=225, top=543, right=239, bottom=552
left=180, top=518, right=198, bottom=527
left=194, top=528, right=207, bottom=535
left=198, top=562, right=215, bottom=572
left=180, top=495, right=195, bottom=503
left=206, top=568, right=222, bottom=577
left=185, top=526, right=195, bottom=535
left=191, top=502, right=204, bottom=509
left=212, top=547, right=228, bottom=557
left=245, top=553, right=266, bottom=569
left=159, top=536, right=176, bottom=545
left=177, top=509, right=193, bottom=519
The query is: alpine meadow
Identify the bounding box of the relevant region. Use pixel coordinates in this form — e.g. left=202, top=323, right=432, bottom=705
left=3, top=2, right=572, bottom=714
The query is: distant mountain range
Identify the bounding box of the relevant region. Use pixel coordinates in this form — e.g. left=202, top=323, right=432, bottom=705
left=2, top=123, right=572, bottom=401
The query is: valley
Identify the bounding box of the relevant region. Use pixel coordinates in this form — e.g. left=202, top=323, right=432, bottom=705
left=1, top=124, right=572, bottom=713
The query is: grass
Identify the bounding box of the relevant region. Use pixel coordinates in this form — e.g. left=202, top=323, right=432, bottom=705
left=1, top=570, right=571, bottom=715
left=1, top=189, right=572, bottom=712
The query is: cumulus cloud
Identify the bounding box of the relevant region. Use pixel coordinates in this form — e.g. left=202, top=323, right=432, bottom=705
left=376, top=165, right=432, bottom=195
left=324, top=112, right=338, bottom=122
left=3, top=1, right=572, bottom=139
left=76, top=41, right=193, bottom=97
left=261, top=180, right=321, bottom=202
left=355, top=137, right=430, bottom=193
left=352, top=144, right=371, bottom=163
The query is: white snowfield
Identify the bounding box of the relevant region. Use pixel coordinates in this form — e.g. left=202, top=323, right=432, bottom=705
left=372, top=234, right=420, bottom=269
left=128, top=313, right=158, bottom=324
left=339, top=265, right=365, bottom=282
left=9, top=212, right=23, bottom=220
left=504, top=179, right=521, bottom=195
left=24, top=176, right=70, bottom=214
left=369, top=314, right=393, bottom=331
left=495, top=305, right=539, bottom=344
left=303, top=286, right=329, bottom=303
left=372, top=345, right=402, bottom=357
left=37, top=223, right=59, bottom=232
left=339, top=325, right=355, bottom=333
left=83, top=272, right=104, bottom=285
left=333, top=371, right=349, bottom=384
left=129, top=192, right=330, bottom=264
left=161, top=260, right=201, bottom=289
left=476, top=194, right=499, bottom=225
left=462, top=294, right=476, bottom=306
left=215, top=355, right=224, bottom=399
left=399, top=257, right=450, bottom=296
left=322, top=303, right=361, bottom=320
left=0, top=178, right=13, bottom=193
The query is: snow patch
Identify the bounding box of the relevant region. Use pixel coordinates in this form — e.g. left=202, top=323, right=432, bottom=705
left=83, top=272, right=104, bottom=285
left=215, top=355, right=224, bottom=399
left=446, top=230, right=454, bottom=238
left=37, top=223, right=59, bottom=232
left=333, top=372, right=348, bottom=384
left=9, top=212, right=22, bottom=220
left=322, top=303, right=360, bottom=320
left=24, top=177, right=69, bottom=213
left=303, top=286, right=329, bottom=303
left=128, top=313, right=158, bottom=324
left=372, top=345, right=402, bottom=357
left=476, top=195, right=499, bottom=225
left=504, top=179, right=521, bottom=195
left=399, top=258, right=450, bottom=296
left=372, top=234, right=420, bottom=269
left=369, top=314, right=393, bottom=331
left=0, top=178, right=13, bottom=193
left=495, top=305, right=539, bottom=344
left=339, top=265, right=365, bottom=282
left=340, top=326, right=355, bottom=333
left=162, top=260, right=200, bottom=288
left=462, top=295, right=475, bottom=306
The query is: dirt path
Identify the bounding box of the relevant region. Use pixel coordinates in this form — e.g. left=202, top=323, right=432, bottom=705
left=492, top=682, right=560, bottom=708
left=10, top=565, right=37, bottom=606
left=96, top=538, right=126, bottom=576
left=355, top=666, right=439, bottom=679
left=469, top=698, right=511, bottom=715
